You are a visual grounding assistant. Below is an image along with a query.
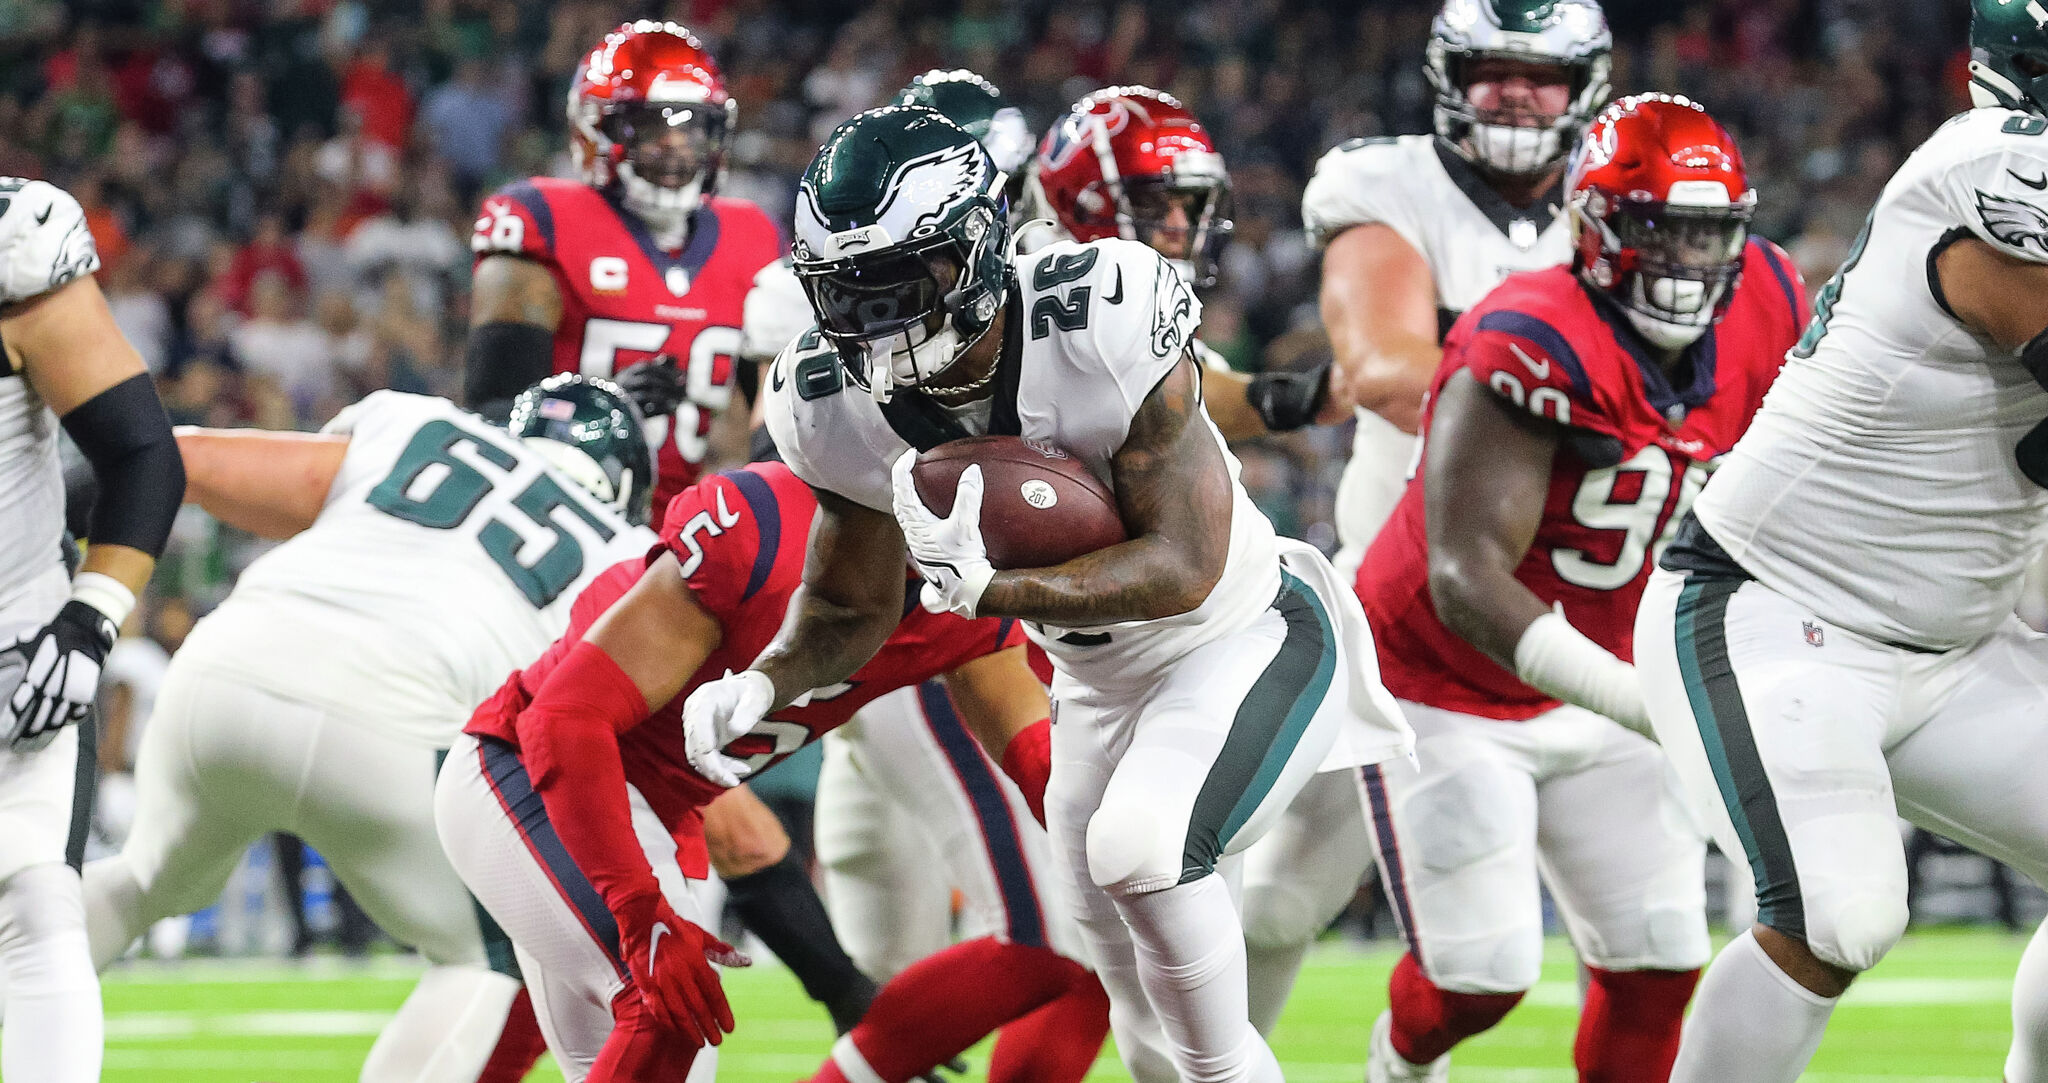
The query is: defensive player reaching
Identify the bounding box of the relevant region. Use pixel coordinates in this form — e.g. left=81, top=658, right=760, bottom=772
left=86, top=378, right=657, bottom=1083
left=1356, top=95, right=1806, bottom=1083
left=1635, top=6, right=2048, bottom=1080
left=1029, top=85, right=1343, bottom=439
left=688, top=106, right=1409, bottom=1083
left=437, top=458, right=1108, bottom=1083
left=463, top=20, right=803, bottom=507
left=1241, top=0, right=1613, bottom=1032
left=0, top=176, right=183, bottom=1083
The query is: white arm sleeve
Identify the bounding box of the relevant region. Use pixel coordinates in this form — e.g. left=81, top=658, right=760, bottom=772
left=1512, top=610, right=1652, bottom=737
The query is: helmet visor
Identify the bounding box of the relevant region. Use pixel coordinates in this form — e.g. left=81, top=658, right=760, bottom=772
left=602, top=102, right=726, bottom=190
left=1612, top=205, right=1748, bottom=279
left=800, top=246, right=957, bottom=343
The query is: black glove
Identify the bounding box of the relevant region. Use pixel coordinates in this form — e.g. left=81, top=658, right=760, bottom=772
left=616, top=355, right=689, bottom=418
left=0, top=600, right=117, bottom=748
left=1246, top=363, right=1332, bottom=433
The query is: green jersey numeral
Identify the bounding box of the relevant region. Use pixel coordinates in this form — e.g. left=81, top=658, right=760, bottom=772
left=1790, top=209, right=1875, bottom=360
left=367, top=420, right=617, bottom=608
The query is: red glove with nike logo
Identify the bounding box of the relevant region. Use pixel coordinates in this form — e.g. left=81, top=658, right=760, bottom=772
left=615, top=890, right=751, bottom=1046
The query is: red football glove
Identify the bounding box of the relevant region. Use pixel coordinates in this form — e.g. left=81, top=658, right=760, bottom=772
left=614, top=892, right=751, bottom=1046
left=1001, top=717, right=1052, bottom=828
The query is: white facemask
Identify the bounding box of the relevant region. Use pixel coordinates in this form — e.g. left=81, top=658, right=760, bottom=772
left=1464, top=122, right=1563, bottom=176
left=861, top=324, right=966, bottom=402
left=618, top=166, right=705, bottom=251
left=1624, top=275, right=1723, bottom=351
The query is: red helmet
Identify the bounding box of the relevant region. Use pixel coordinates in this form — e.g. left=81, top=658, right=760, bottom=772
left=1029, top=86, right=1232, bottom=286
left=568, top=21, right=735, bottom=238
left=1567, top=93, right=1755, bottom=351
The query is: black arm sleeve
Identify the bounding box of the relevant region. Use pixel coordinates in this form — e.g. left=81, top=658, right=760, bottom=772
left=463, top=321, right=557, bottom=422
left=59, top=372, right=185, bottom=557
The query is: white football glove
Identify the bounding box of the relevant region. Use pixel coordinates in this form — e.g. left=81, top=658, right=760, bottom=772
left=890, top=449, right=995, bottom=619
left=680, top=670, right=777, bottom=788
left=0, top=600, right=118, bottom=750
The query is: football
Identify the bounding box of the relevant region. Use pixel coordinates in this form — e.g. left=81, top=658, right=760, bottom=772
left=912, top=436, right=1128, bottom=570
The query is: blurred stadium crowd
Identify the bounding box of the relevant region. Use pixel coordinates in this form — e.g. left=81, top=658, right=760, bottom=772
left=0, top=0, right=2001, bottom=951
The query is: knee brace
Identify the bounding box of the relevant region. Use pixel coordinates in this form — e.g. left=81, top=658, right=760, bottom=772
left=1087, top=797, right=1180, bottom=896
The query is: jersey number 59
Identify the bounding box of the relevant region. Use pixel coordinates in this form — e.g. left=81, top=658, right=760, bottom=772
left=580, top=321, right=743, bottom=466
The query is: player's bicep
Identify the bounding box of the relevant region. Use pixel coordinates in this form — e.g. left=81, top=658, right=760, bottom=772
left=173, top=427, right=350, bottom=539
left=1424, top=369, right=1559, bottom=586
left=1319, top=224, right=1440, bottom=429
left=1936, top=235, right=2048, bottom=351
left=3, top=277, right=147, bottom=414
left=582, top=551, right=724, bottom=716
left=470, top=254, right=563, bottom=330
left=1111, top=354, right=1231, bottom=572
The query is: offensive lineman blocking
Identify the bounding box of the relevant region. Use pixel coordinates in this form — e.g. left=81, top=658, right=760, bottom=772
left=0, top=176, right=184, bottom=1083
left=1637, top=5, right=2048, bottom=1080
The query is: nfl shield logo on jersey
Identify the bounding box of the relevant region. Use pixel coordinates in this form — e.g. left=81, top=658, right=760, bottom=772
left=1802, top=620, right=1825, bottom=647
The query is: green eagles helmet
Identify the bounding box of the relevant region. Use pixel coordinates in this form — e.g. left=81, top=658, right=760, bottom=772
left=792, top=105, right=1011, bottom=402
left=506, top=373, right=656, bottom=526
left=1971, top=0, right=2048, bottom=115
left=1427, top=0, right=1612, bottom=177
left=894, top=69, right=1034, bottom=177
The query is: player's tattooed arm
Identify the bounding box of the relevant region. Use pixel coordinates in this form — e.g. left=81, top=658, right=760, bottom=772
left=976, top=354, right=1232, bottom=624
left=1424, top=369, right=1559, bottom=667
left=750, top=488, right=908, bottom=710
left=464, top=255, right=564, bottom=415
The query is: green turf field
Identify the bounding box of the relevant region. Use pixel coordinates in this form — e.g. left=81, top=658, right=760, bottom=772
left=101, top=929, right=2023, bottom=1081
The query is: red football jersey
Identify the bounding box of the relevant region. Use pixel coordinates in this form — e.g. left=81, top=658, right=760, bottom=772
left=1357, top=240, right=1807, bottom=720
left=471, top=178, right=785, bottom=506
left=466, top=460, right=1025, bottom=875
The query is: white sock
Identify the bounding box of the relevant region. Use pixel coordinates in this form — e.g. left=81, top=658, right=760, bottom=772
left=1670, top=930, right=1835, bottom=1083
left=81, top=853, right=147, bottom=971
left=360, top=965, right=523, bottom=1082
left=1116, top=874, right=1283, bottom=1083
left=2008, top=921, right=2048, bottom=1083
left=0, top=864, right=103, bottom=1083
left=1244, top=939, right=1310, bottom=1036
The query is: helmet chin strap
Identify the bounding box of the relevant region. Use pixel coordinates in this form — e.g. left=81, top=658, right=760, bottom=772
left=1465, top=121, right=1565, bottom=177
left=1625, top=275, right=1718, bottom=351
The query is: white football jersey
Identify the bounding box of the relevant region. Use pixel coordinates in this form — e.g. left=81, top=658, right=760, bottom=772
left=0, top=178, right=100, bottom=606
left=1301, top=135, right=1573, bottom=559
left=179, top=392, right=658, bottom=745
left=1694, top=107, right=2048, bottom=651
left=766, top=238, right=1283, bottom=689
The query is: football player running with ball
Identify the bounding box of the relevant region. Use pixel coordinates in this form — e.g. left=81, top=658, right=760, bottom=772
left=0, top=176, right=183, bottom=1083
left=1635, top=6, right=2048, bottom=1081
left=688, top=106, right=1411, bottom=1083
left=1354, top=96, right=1806, bottom=1083
left=1243, top=0, right=1612, bottom=1028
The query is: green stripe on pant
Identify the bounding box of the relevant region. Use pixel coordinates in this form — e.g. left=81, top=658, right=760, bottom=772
left=1179, top=571, right=1337, bottom=884
left=1673, top=575, right=1805, bottom=939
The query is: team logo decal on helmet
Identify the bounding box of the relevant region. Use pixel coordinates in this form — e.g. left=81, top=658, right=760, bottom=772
left=1566, top=94, right=1754, bottom=352
left=1427, top=0, right=1612, bottom=178
left=1030, top=86, right=1233, bottom=287
left=792, top=107, right=1012, bottom=402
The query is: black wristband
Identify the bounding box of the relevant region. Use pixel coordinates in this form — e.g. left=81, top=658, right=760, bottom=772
left=463, top=321, right=557, bottom=418
left=1246, top=363, right=1332, bottom=433
left=60, top=373, right=184, bottom=557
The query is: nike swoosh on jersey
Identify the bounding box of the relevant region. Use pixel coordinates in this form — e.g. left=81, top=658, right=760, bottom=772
left=1508, top=342, right=1550, bottom=380
left=2012, top=169, right=2048, bottom=191
left=649, top=921, right=671, bottom=974
left=33, top=205, right=50, bottom=226
left=1104, top=268, right=1124, bottom=305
